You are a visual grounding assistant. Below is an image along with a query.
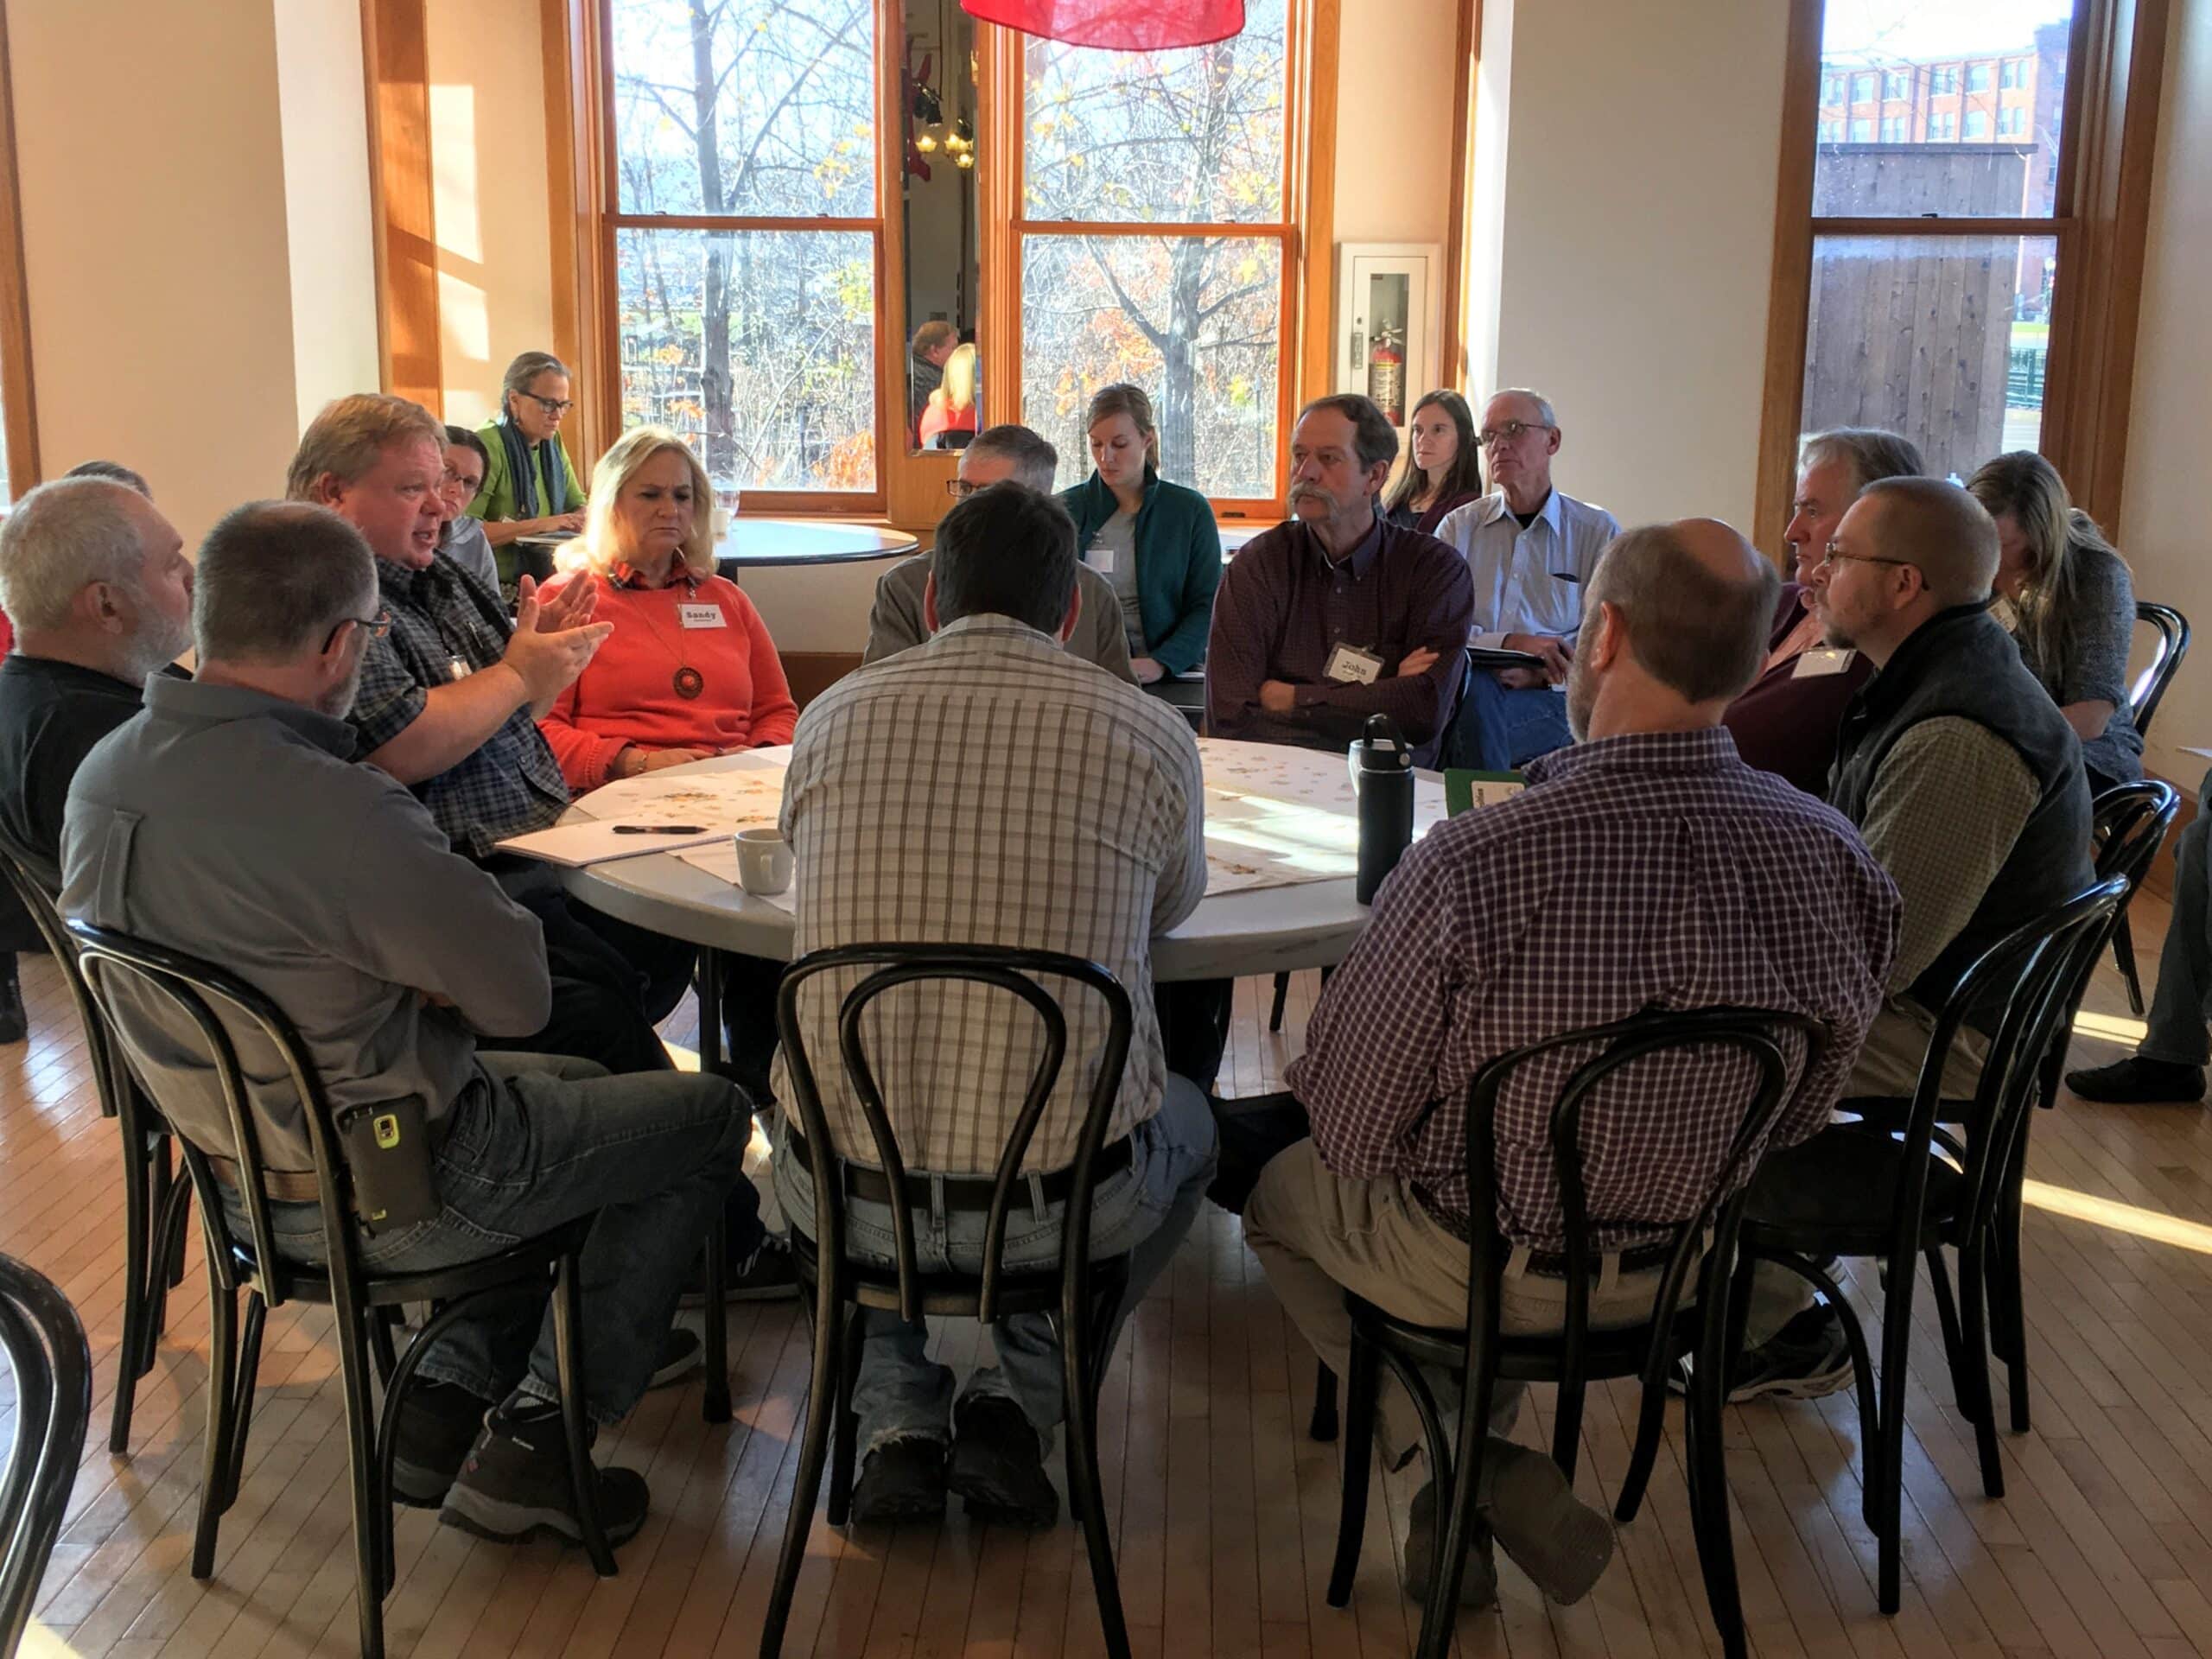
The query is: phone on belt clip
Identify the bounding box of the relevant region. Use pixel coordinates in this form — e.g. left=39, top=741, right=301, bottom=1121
left=335, top=1097, right=441, bottom=1235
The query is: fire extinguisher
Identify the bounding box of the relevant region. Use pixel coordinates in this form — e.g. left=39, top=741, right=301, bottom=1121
left=1368, top=327, right=1406, bottom=428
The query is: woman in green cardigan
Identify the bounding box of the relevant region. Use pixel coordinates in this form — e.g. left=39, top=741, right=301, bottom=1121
left=470, top=349, right=588, bottom=551
left=1056, top=383, right=1223, bottom=684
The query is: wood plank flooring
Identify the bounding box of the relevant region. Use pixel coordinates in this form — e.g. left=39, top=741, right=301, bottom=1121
left=4, top=887, right=2210, bottom=1658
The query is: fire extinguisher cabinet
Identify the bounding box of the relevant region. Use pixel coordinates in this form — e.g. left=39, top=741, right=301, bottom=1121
left=1335, top=243, right=1444, bottom=450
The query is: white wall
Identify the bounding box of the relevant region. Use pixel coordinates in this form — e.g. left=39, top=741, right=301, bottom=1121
left=2119, top=0, right=2212, bottom=793
left=1482, top=0, right=1789, bottom=537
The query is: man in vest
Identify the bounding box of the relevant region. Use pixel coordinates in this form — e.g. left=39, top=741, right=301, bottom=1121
left=1728, top=474, right=2094, bottom=1400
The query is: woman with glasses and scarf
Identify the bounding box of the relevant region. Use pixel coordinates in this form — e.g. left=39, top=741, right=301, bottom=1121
left=470, top=350, right=589, bottom=556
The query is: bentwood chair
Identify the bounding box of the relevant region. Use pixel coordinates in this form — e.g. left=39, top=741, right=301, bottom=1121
left=67, top=921, right=616, bottom=1659
left=1734, top=879, right=2125, bottom=1615
left=2108, top=602, right=2190, bottom=1012
left=761, top=945, right=1140, bottom=1659
left=0, top=851, right=189, bottom=1456
left=1325, top=1007, right=1819, bottom=1659
left=0, top=1253, right=92, bottom=1659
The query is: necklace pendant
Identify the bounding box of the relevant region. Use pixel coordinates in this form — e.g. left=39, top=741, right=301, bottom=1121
left=673, top=666, right=704, bottom=700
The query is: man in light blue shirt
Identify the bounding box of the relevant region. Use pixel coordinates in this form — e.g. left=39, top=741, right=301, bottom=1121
left=1433, top=390, right=1621, bottom=770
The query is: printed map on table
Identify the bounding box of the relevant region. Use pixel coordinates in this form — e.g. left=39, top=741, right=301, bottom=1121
left=572, top=740, right=1446, bottom=899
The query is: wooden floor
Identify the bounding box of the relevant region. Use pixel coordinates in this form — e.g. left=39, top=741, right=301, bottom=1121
left=7, top=891, right=2212, bottom=1659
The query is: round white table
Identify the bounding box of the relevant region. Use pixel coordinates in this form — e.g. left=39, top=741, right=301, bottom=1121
left=713, top=518, right=918, bottom=569
left=560, top=743, right=1446, bottom=982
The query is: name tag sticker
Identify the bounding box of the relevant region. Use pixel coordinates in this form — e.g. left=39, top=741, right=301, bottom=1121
left=678, top=603, right=726, bottom=630
left=1087, top=547, right=1116, bottom=575
left=1324, top=643, right=1385, bottom=685
left=448, top=657, right=469, bottom=683
left=1792, top=647, right=1857, bottom=679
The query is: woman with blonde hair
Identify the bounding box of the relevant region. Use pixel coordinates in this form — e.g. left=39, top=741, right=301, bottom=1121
left=917, top=340, right=979, bottom=448
left=1057, top=381, right=1222, bottom=684
left=537, top=426, right=796, bottom=791
left=1967, top=450, right=2142, bottom=792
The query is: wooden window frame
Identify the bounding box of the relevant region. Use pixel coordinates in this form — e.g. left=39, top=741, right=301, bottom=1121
left=1754, top=0, right=2171, bottom=540
left=553, top=0, right=1338, bottom=525
left=0, top=0, right=39, bottom=502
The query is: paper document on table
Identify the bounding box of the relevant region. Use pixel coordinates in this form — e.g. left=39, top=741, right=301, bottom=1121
left=1196, top=738, right=1446, bottom=893
left=569, top=758, right=789, bottom=832
left=494, top=820, right=727, bottom=868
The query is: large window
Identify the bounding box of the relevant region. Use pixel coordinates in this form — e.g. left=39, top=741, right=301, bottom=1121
left=608, top=0, right=880, bottom=497
left=1011, top=0, right=1300, bottom=503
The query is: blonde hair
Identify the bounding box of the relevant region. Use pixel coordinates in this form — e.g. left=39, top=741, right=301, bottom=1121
left=1085, top=382, right=1160, bottom=471
left=1966, top=450, right=2125, bottom=683
left=942, top=341, right=978, bottom=412
left=285, top=394, right=445, bottom=500
left=568, top=427, right=717, bottom=581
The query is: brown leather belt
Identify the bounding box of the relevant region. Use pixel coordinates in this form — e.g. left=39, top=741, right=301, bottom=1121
left=206, top=1157, right=321, bottom=1205
left=784, top=1128, right=1133, bottom=1214
left=1522, top=1239, right=1680, bottom=1279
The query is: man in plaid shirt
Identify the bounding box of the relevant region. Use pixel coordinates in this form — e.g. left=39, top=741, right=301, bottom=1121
left=1245, top=520, right=1898, bottom=1609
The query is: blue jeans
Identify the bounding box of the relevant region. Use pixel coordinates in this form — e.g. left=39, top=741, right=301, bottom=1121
left=2143, top=785, right=2212, bottom=1066
left=255, top=1052, right=751, bottom=1426
left=1446, top=671, right=1573, bottom=771
left=772, top=1074, right=1219, bottom=1454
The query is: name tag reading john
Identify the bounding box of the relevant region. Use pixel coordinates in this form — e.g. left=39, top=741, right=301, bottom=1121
left=678, top=603, right=726, bottom=630
left=1792, top=647, right=1857, bottom=679
left=1324, top=643, right=1385, bottom=685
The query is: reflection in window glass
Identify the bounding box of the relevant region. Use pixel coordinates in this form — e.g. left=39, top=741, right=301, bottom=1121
left=611, top=0, right=875, bottom=219
left=617, top=228, right=876, bottom=490
left=1801, top=234, right=2056, bottom=482
left=1022, top=0, right=1286, bottom=224
left=1817, top=3, right=2069, bottom=214
left=1021, top=236, right=1281, bottom=498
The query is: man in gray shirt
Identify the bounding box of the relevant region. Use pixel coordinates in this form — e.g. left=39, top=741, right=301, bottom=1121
left=61, top=501, right=748, bottom=1554
left=864, top=424, right=1136, bottom=683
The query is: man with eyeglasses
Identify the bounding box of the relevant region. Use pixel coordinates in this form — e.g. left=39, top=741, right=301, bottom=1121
left=0, top=474, right=191, bottom=1042
left=863, top=424, right=1135, bottom=682
left=1433, top=389, right=1620, bottom=772
left=1725, top=474, right=2094, bottom=1403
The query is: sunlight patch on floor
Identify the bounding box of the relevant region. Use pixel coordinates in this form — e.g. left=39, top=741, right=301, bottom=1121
left=19, top=1622, right=82, bottom=1658
left=2071, top=1010, right=2150, bottom=1047
left=2023, top=1177, right=2212, bottom=1255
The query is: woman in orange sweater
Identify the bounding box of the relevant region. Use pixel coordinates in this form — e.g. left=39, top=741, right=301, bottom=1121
left=538, top=427, right=796, bottom=791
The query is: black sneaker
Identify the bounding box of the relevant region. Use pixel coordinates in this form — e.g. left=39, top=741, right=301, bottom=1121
left=0, top=955, right=25, bottom=1045
left=1402, top=1479, right=1497, bottom=1607
left=647, top=1326, right=702, bottom=1391
left=1480, top=1440, right=1614, bottom=1605
left=440, top=1403, right=650, bottom=1548
left=680, top=1235, right=799, bottom=1306
left=1726, top=1303, right=1854, bottom=1402
left=948, top=1394, right=1058, bottom=1528
left=850, top=1435, right=949, bottom=1523
left=391, top=1380, right=493, bottom=1508
left=2065, top=1055, right=2207, bottom=1105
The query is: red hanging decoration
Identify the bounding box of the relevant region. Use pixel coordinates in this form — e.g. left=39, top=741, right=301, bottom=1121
left=959, top=0, right=1246, bottom=52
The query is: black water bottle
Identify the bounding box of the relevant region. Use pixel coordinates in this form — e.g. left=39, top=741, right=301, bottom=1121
left=1353, top=714, right=1414, bottom=905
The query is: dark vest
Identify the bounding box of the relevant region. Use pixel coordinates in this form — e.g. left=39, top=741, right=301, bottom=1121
left=1828, top=602, right=2093, bottom=1014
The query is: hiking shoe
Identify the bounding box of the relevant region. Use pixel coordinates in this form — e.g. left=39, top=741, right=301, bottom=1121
left=440, top=1403, right=650, bottom=1548
left=850, top=1435, right=949, bottom=1524
left=1726, top=1303, right=1854, bottom=1402
left=2065, top=1056, right=2206, bottom=1105
left=391, top=1380, right=492, bottom=1508
left=1481, top=1440, right=1614, bottom=1605
left=681, top=1234, right=799, bottom=1306
left=647, top=1326, right=702, bottom=1391
left=1403, top=1479, right=1498, bottom=1607
left=948, top=1395, right=1058, bottom=1528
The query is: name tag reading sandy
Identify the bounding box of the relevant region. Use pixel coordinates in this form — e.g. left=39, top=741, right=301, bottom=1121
left=1793, top=647, right=1856, bottom=679
left=678, top=603, right=726, bottom=630
left=1324, top=644, right=1384, bottom=685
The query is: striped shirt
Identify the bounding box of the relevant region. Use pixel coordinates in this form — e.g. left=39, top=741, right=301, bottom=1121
left=773, top=613, right=1207, bottom=1174
left=1288, top=727, right=1900, bottom=1251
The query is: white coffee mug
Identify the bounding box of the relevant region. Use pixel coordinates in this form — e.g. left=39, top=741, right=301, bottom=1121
left=734, top=827, right=793, bottom=896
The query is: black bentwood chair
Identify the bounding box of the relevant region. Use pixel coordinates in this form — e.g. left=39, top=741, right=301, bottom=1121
left=0, top=851, right=189, bottom=1457
left=1733, top=878, right=2125, bottom=1617
left=760, top=945, right=1140, bottom=1659
left=1327, top=1007, right=1822, bottom=1659
left=0, top=1253, right=92, bottom=1659
left=2108, top=601, right=2190, bottom=1012
left=67, top=921, right=616, bottom=1659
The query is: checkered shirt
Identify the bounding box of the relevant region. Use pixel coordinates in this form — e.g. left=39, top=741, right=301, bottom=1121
left=773, top=613, right=1207, bottom=1175
left=347, top=556, right=569, bottom=857
left=1288, top=727, right=1900, bottom=1252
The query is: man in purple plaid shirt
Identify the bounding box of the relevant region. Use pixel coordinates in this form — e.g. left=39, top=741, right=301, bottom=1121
left=1244, top=520, right=1899, bottom=1609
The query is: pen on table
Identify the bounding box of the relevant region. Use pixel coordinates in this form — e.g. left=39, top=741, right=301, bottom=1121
left=613, top=823, right=709, bottom=835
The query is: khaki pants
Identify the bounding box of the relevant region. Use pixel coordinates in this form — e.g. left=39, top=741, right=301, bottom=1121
left=1738, top=997, right=1992, bottom=1346
left=1243, top=1140, right=1677, bottom=1465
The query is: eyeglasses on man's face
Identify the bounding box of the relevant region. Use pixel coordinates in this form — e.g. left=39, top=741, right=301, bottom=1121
left=946, top=478, right=980, bottom=499
left=1478, top=419, right=1553, bottom=448
left=323, top=607, right=393, bottom=653
left=1819, top=541, right=1912, bottom=572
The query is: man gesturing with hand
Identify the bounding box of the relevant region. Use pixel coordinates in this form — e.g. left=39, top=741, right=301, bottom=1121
left=289, top=393, right=680, bottom=1076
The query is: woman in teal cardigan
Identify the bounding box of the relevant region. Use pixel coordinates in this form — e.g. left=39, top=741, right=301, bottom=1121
left=1056, top=383, right=1223, bottom=683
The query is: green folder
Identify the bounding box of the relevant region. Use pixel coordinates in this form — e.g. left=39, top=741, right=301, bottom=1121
left=1443, top=768, right=1527, bottom=816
